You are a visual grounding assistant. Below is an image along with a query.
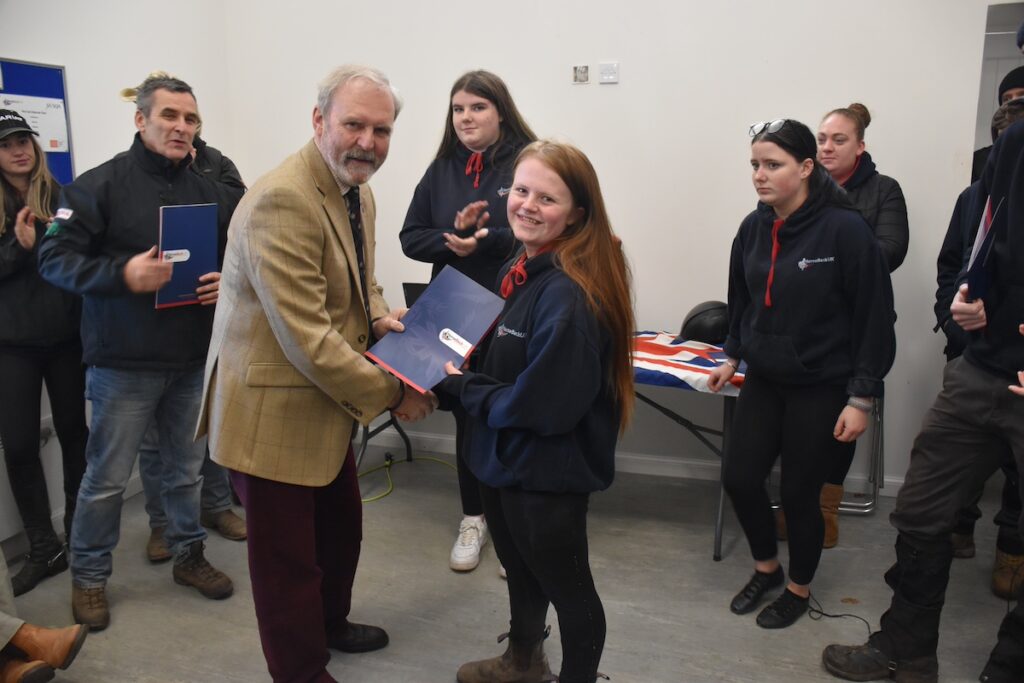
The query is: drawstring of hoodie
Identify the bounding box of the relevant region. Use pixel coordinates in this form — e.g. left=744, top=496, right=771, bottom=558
left=500, top=245, right=554, bottom=299
left=466, top=151, right=484, bottom=189
left=764, top=218, right=784, bottom=307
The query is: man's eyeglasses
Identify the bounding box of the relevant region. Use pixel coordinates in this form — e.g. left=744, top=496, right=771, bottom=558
left=749, top=119, right=787, bottom=137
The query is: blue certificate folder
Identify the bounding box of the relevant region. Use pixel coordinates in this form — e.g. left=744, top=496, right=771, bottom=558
left=156, top=203, right=217, bottom=309
left=365, top=266, right=505, bottom=394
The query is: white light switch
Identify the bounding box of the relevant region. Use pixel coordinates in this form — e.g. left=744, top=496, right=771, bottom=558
left=599, top=62, right=619, bottom=84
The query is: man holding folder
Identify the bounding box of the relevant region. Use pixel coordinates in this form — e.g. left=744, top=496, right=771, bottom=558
left=196, top=65, right=433, bottom=683
left=822, top=122, right=1024, bottom=683
left=38, top=74, right=238, bottom=631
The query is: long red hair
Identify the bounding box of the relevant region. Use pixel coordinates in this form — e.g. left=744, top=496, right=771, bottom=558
left=515, top=141, right=635, bottom=430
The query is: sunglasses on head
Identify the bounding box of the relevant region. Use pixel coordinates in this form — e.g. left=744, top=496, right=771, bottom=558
left=749, top=119, right=788, bottom=137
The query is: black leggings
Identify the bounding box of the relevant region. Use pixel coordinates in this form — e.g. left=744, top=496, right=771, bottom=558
left=453, top=405, right=483, bottom=516
left=0, top=342, right=88, bottom=537
left=480, top=484, right=605, bottom=683
left=722, top=373, right=847, bottom=585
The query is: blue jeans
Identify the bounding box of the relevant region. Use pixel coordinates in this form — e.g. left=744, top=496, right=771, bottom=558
left=71, top=366, right=207, bottom=587
left=138, top=422, right=232, bottom=527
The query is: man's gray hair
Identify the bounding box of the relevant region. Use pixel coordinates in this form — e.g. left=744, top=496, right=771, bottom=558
left=135, top=74, right=195, bottom=117
left=317, top=65, right=402, bottom=119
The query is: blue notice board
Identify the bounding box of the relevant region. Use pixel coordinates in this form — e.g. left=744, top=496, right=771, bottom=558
left=0, top=58, right=75, bottom=184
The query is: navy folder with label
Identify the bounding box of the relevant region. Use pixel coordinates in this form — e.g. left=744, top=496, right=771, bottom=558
left=365, top=266, right=505, bottom=394
left=156, top=203, right=217, bottom=309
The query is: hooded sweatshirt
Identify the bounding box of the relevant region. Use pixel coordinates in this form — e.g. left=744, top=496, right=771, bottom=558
left=962, top=120, right=1024, bottom=379
left=438, top=252, right=619, bottom=493
left=400, top=138, right=525, bottom=288
left=723, top=185, right=896, bottom=398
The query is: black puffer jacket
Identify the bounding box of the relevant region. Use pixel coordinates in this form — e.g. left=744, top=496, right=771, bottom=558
left=0, top=183, right=81, bottom=347
left=843, top=151, right=909, bottom=273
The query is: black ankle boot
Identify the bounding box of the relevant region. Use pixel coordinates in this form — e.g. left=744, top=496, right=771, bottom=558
left=11, top=528, right=68, bottom=597
left=730, top=567, right=784, bottom=615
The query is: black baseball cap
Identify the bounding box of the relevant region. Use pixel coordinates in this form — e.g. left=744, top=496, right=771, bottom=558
left=0, top=110, right=38, bottom=140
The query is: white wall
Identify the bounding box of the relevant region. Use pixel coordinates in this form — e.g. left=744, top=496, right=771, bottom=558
left=0, top=0, right=1007, bottom=542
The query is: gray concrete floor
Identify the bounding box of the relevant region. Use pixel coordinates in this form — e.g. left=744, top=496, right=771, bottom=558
left=7, top=446, right=1014, bottom=682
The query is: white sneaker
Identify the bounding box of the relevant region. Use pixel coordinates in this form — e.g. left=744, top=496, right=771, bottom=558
left=450, top=516, right=488, bottom=571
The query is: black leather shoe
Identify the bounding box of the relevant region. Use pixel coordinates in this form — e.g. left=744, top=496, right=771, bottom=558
left=729, top=567, right=784, bottom=615
left=756, top=589, right=808, bottom=629
left=327, top=622, right=389, bottom=653
left=822, top=636, right=938, bottom=682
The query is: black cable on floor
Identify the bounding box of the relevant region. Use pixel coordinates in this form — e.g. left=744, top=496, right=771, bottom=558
left=807, top=592, right=873, bottom=641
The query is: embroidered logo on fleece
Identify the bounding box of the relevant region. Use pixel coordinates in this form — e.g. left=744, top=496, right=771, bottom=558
left=497, top=187, right=511, bottom=197
left=496, top=324, right=526, bottom=339
left=798, top=256, right=835, bottom=271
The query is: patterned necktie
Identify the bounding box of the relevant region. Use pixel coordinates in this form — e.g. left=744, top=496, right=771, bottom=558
left=344, top=187, right=373, bottom=334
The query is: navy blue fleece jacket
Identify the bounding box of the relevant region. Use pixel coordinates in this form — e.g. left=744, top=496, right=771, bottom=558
left=400, top=140, right=523, bottom=288
left=438, top=252, right=619, bottom=493
left=723, top=189, right=896, bottom=398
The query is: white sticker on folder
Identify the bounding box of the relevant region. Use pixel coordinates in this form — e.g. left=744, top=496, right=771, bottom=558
left=162, top=249, right=191, bottom=263
left=439, top=328, right=472, bottom=357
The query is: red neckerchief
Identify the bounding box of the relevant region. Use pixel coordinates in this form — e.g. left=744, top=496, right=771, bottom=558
left=764, top=218, right=784, bottom=307
left=500, top=245, right=554, bottom=299
left=465, top=152, right=484, bottom=189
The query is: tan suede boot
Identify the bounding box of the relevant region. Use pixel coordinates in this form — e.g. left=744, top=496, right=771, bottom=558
left=0, top=655, right=54, bottom=683
left=456, top=633, right=552, bottom=683
left=821, top=484, right=843, bottom=549
left=9, top=623, right=88, bottom=670
left=991, top=549, right=1024, bottom=600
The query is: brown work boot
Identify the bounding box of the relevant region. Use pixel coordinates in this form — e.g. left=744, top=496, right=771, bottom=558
left=0, top=655, right=54, bottom=683
left=172, top=542, right=233, bottom=599
left=9, top=623, right=88, bottom=670
left=70, top=585, right=109, bottom=633
left=991, top=549, right=1024, bottom=600
left=820, top=484, right=843, bottom=549
left=200, top=509, right=247, bottom=541
left=456, top=632, right=552, bottom=683
left=146, top=526, right=172, bottom=563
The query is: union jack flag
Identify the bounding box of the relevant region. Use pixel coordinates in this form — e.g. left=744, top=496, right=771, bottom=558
left=633, top=331, right=744, bottom=396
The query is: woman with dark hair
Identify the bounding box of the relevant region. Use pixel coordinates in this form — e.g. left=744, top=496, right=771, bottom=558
left=708, top=119, right=895, bottom=629
left=813, top=103, right=908, bottom=547
left=0, top=110, right=88, bottom=596
left=441, top=140, right=634, bottom=683
left=400, top=70, right=536, bottom=573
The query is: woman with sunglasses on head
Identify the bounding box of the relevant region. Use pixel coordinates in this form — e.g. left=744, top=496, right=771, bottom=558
left=0, top=110, right=88, bottom=596
left=708, top=118, right=895, bottom=629
left=812, top=103, right=908, bottom=548
left=440, top=140, right=634, bottom=683
left=400, top=71, right=536, bottom=574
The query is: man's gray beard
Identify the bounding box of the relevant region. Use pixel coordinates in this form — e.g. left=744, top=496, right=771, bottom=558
left=328, top=151, right=378, bottom=189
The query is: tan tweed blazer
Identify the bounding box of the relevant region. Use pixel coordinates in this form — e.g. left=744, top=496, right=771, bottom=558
left=197, top=139, right=399, bottom=486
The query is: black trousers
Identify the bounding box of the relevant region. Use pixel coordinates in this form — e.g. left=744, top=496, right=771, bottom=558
left=722, top=373, right=848, bottom=585
left=951, top=445, right=1022, bottom=553
left=0, top=342, right=88, bottom=537
left=880, top=357, right=1024, bottom=674
left=453, top=405, right=483, bottom=516
left=480, top=484, right=605, bottom=683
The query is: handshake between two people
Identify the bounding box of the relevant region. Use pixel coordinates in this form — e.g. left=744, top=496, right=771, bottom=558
left=373, top=309, right=439, bottom=422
